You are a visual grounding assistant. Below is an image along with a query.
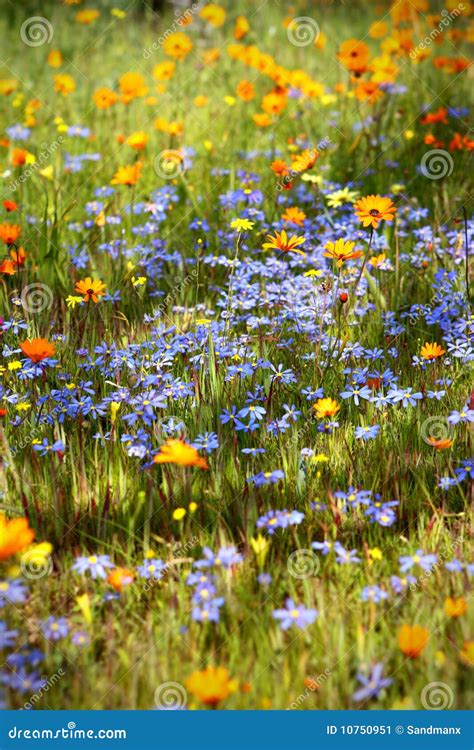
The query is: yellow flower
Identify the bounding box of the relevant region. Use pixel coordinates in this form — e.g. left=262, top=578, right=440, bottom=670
left=172, top=508, right=186, bottom=521
left=186, top=666, right=238, bottom=706
left=8, top=361, right=22, bottom=371
left=326, top=188, right=359, bottom=207
left=304, top=269, right=323, bottom=277
left=404, top=130, right=414, bottom=140
left=230, top=218, right=254, bottom=232
left=76, top=593, right=92, bottom=625
left=110, top=402, right=121, bottom=424
left=368, top=547, right=383, bottom=561
left=131, top=276, right=147, bottom=287
left=188, top=502, right=198, bottom=513
left=313, top=398, right=340, bottom=419
left=15, top=402, right=30, bottom=411
left=250, top=534, right=271, bottom=569
left=66, top=295, right=83, bottom=309
left=223, top=95, right=236, bottom=106
left=111, top=8, right=126, bottom=19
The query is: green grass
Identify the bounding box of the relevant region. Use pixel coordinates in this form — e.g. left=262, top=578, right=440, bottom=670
left=0, top=0, right=472, bottom=710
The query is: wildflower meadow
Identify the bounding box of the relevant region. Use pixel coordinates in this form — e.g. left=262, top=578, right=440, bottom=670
left=0, top=0, right=473, bottom=713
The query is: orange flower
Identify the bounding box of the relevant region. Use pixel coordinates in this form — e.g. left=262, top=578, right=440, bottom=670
left=281, top=207, right=306, bottom=226
left=153, top=439, right=208, bottom=469
left=253, top=113, right=271, bottom=127
left=0, top=515, right=35, bottom=561
left=261, top=91, right=287, bottom=116
left=200, top=4, right=226, bottom=27
left=0, top=223, right=21, bottom=245
left=460, top=641, right=474, bottom=666
left=271, top=159, right=289, bottom=177
left=11, top=148, right=29, bottom=167
left=355, top=81, right=383, bottom=103
left=126, top=131, right=148, bottom=151
left=324, top=238, right=363, bottom=267
left=47, top=50, right=63, bottom=68
left=10, top=246, right=26, bottom=267
left=3, top=199, right=17, bottom=212
left=75, top=8, right=100, bottom=24
left=338, top=39, right=370, bottom=74
left=398, top=624, right=429, bottom=658
left=420, top=342, right=445, bottom=360
left=290, top=149, right=319, bottom=174
left=107, top=567, right=135, bottom=592
left=426, top=437, right=453, bottom=451
left=313, top=398, right=340, bottom=419
left=93, top=87, right=118, bottom=109
left=20, top=338, right=55, bottom=363
left=0, top=259, right=15, bottom=275
left=236, top=80, right=255, bottom=101
left=444, top=597, right=467, bottom=618
left=163, top=32, right=193, bottom=60
left=119, top=72, right=148, bottom=102
left=186, top=666, right=238, bottom=706
left=75, top=277, right=106, bottom=303
left=262, top=230, right=306, bottom=256
left=234, top=15, right=249, bottom=40
left=354, top=195, right=397, bottom=229
left=54, top=73, right=76, bottom=96
left=110, top=162, right=142, bottom=186
left=152, top=61, right=176, bottom=81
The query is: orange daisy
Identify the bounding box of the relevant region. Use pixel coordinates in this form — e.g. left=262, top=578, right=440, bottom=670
left=354, top=195, right=397, bottom=229
left=153, top=439, right=208, bottom=469
left=323, top=239, right=363, bottom=267
left=75, top=278, right=106, bottom=303
left=110, top=163, right=142, bottom=186
left=262, top=230, right=306, bottom=256
left=420, top=342, right=445, bottom=360
left=20, top=338, right=56, bottom=363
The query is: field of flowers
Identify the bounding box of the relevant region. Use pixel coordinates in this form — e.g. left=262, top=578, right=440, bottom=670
left=0, top=0, right=473, bottom=711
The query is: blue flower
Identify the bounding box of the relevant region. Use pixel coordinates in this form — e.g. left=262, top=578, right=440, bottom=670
left=361, top=585, right=389, bottom=603
left=41, top=616, right=69, bottom=641
left=352, top=663, right=393, bottom=702
left=272, top=598, right=318, bottom=630
left=399, top=549, right=437, bottom=573
left=72, top=554, right=114, bottom=579
left=354, top=424, right=380, bottom=441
